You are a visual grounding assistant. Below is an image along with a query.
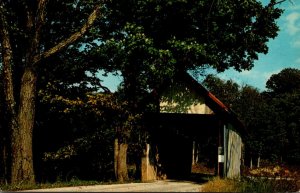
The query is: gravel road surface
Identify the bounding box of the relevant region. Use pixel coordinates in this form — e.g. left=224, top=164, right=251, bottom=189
left=21, top=180, right=203, bottom=192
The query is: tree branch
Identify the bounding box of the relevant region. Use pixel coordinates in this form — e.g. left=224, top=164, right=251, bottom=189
left=0, top=1, right=18, bottom=127
left=32, top=4, right=101, bottom=65
left=25, top=0, right=49, bottom=64
left=22, top=0, right=34, bottom=30
left=34, top=0, right=49, bottom=46
left=275, top=0, right=287, bottom=4
left=268, top=0, right=291, bottom=7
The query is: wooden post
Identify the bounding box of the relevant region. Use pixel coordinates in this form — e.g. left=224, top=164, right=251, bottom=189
left=217, top=121, right=224, bottom=178
left=195, top=143, right=199, bottom=164
left=223, top=124, right=227, bottom=177
left=192, top=141, right=195, bottom=166
left=141, top=143, right=157, bottom=182
left=114, top=138, right=118, bottom=179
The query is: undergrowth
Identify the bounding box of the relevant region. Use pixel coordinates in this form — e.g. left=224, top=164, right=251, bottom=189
left=201, top=176, right=299, bottom=192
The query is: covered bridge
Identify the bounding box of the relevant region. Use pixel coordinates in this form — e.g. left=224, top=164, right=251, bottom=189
left=142, top=73, right=246, bottom=181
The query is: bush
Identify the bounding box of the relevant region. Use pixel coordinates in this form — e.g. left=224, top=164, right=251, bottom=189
left=40, top=129, right=115, bottom=183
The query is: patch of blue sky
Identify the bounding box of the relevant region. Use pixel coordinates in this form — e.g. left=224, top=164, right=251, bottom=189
left=93, top=70, right=122, bottom=92
left=214, top=0, right=300, bottom=91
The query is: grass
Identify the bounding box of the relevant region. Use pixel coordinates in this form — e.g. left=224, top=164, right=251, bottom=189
left=200, top=176, right=299, bottom=192
left=0, top=179, right=118, bottom=191
left=200, top=177, right=239, bottom=192
left=200, top=161, right=300, bottom=192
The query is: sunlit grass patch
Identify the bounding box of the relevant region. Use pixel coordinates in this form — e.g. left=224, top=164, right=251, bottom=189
left=200, top=177, right=239, bottom=192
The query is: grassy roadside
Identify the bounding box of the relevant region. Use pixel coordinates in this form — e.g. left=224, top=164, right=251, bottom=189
left=200, top=176, right=299, bottom=192
left=0, top=179, right=121, bottom=191
left=201, top=177, right=300, bottom=192
left=196, top=161, right=300, bottom=192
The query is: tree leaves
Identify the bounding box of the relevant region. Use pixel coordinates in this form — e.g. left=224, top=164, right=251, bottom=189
left=203, top=69, right=300, bottom=164
left=266, top=68, right=300, bottom=95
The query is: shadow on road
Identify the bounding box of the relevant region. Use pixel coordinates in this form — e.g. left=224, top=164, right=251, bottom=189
left=165, top=172, right=215, bottom=184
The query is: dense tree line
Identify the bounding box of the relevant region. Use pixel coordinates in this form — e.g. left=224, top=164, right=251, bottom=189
left=0, top=0, right=289, bottom=185
left=202, top=68, right=300, bottom=166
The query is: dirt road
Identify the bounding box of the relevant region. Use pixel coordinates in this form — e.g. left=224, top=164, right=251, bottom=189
left=21, top=180, right=203, bottom=192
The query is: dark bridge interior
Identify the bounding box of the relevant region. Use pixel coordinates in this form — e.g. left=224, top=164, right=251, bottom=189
left=146, top=113, right=221, bottom=180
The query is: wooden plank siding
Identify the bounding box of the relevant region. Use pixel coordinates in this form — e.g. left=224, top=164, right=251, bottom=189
left=225, top=124, right=243, bottom=178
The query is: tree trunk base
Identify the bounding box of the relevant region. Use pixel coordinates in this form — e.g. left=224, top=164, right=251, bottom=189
left=114, top=139, right=129, bottom=182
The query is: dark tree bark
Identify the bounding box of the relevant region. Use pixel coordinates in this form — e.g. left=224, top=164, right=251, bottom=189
left=0, top=0, right=101, bottom=184
left=10, top=68, right=37, bottom=184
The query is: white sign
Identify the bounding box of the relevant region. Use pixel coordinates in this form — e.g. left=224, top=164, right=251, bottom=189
left=218, top=155, right=224, bottom=163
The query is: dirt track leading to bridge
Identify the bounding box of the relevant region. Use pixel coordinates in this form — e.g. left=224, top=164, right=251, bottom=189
left=21, top=180, right=203, bottom=192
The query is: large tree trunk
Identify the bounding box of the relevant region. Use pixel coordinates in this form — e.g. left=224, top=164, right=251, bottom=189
left=1, top=1, right=100, bottom=184
left=10, top=68, right=37, bottom=184
left=114, top=138, right=129, bottom=182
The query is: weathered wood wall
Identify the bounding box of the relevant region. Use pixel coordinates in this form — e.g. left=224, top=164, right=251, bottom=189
left=225, top=125, right=243, bottom=178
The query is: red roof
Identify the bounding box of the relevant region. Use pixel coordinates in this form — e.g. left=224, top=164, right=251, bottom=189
left=207, top=92, right=229, bottom=112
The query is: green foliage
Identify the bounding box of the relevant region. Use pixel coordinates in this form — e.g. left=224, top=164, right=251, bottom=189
left=202, top=69, right=300, bottom=164
left=35, top=76, right=148, bottom=182
left=0, top=0, right=288, bottom=184
left=263, top=68, right=300, bottom=163
left=1, top=0, right=103, bottom=94
left=90, top=0, right=284, bottom=131
left=101, top=0, right=282, bottom=73
left=1, top=0, right=108, bottom=183
left=94, top=22, right=176, bottom=96
left=203, top=75, right=266, bottom=158
left=266, top=68, right=300, bottom=94
left=35, top=90, right=127, bottom=182
left=88, top=1, right=283, bottom=180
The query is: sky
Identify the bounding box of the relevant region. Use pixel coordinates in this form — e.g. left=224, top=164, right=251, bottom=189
left=213, top=0, right=300, bottom=91
left=100, top=0, right=300, bottom=92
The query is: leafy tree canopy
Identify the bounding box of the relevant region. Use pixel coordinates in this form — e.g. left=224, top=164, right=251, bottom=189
left=264, top=68, right=300, bottom=163
left=266, top=68, right=300, bottom=95
left=202, top=72, right=300, bottom=164
left=96, top=0, right=283, bottom=76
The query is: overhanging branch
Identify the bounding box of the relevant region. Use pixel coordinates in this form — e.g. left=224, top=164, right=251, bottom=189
left=269, top=0, right=292, bottom=6
left=32, top=4, right=101, bottom=65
